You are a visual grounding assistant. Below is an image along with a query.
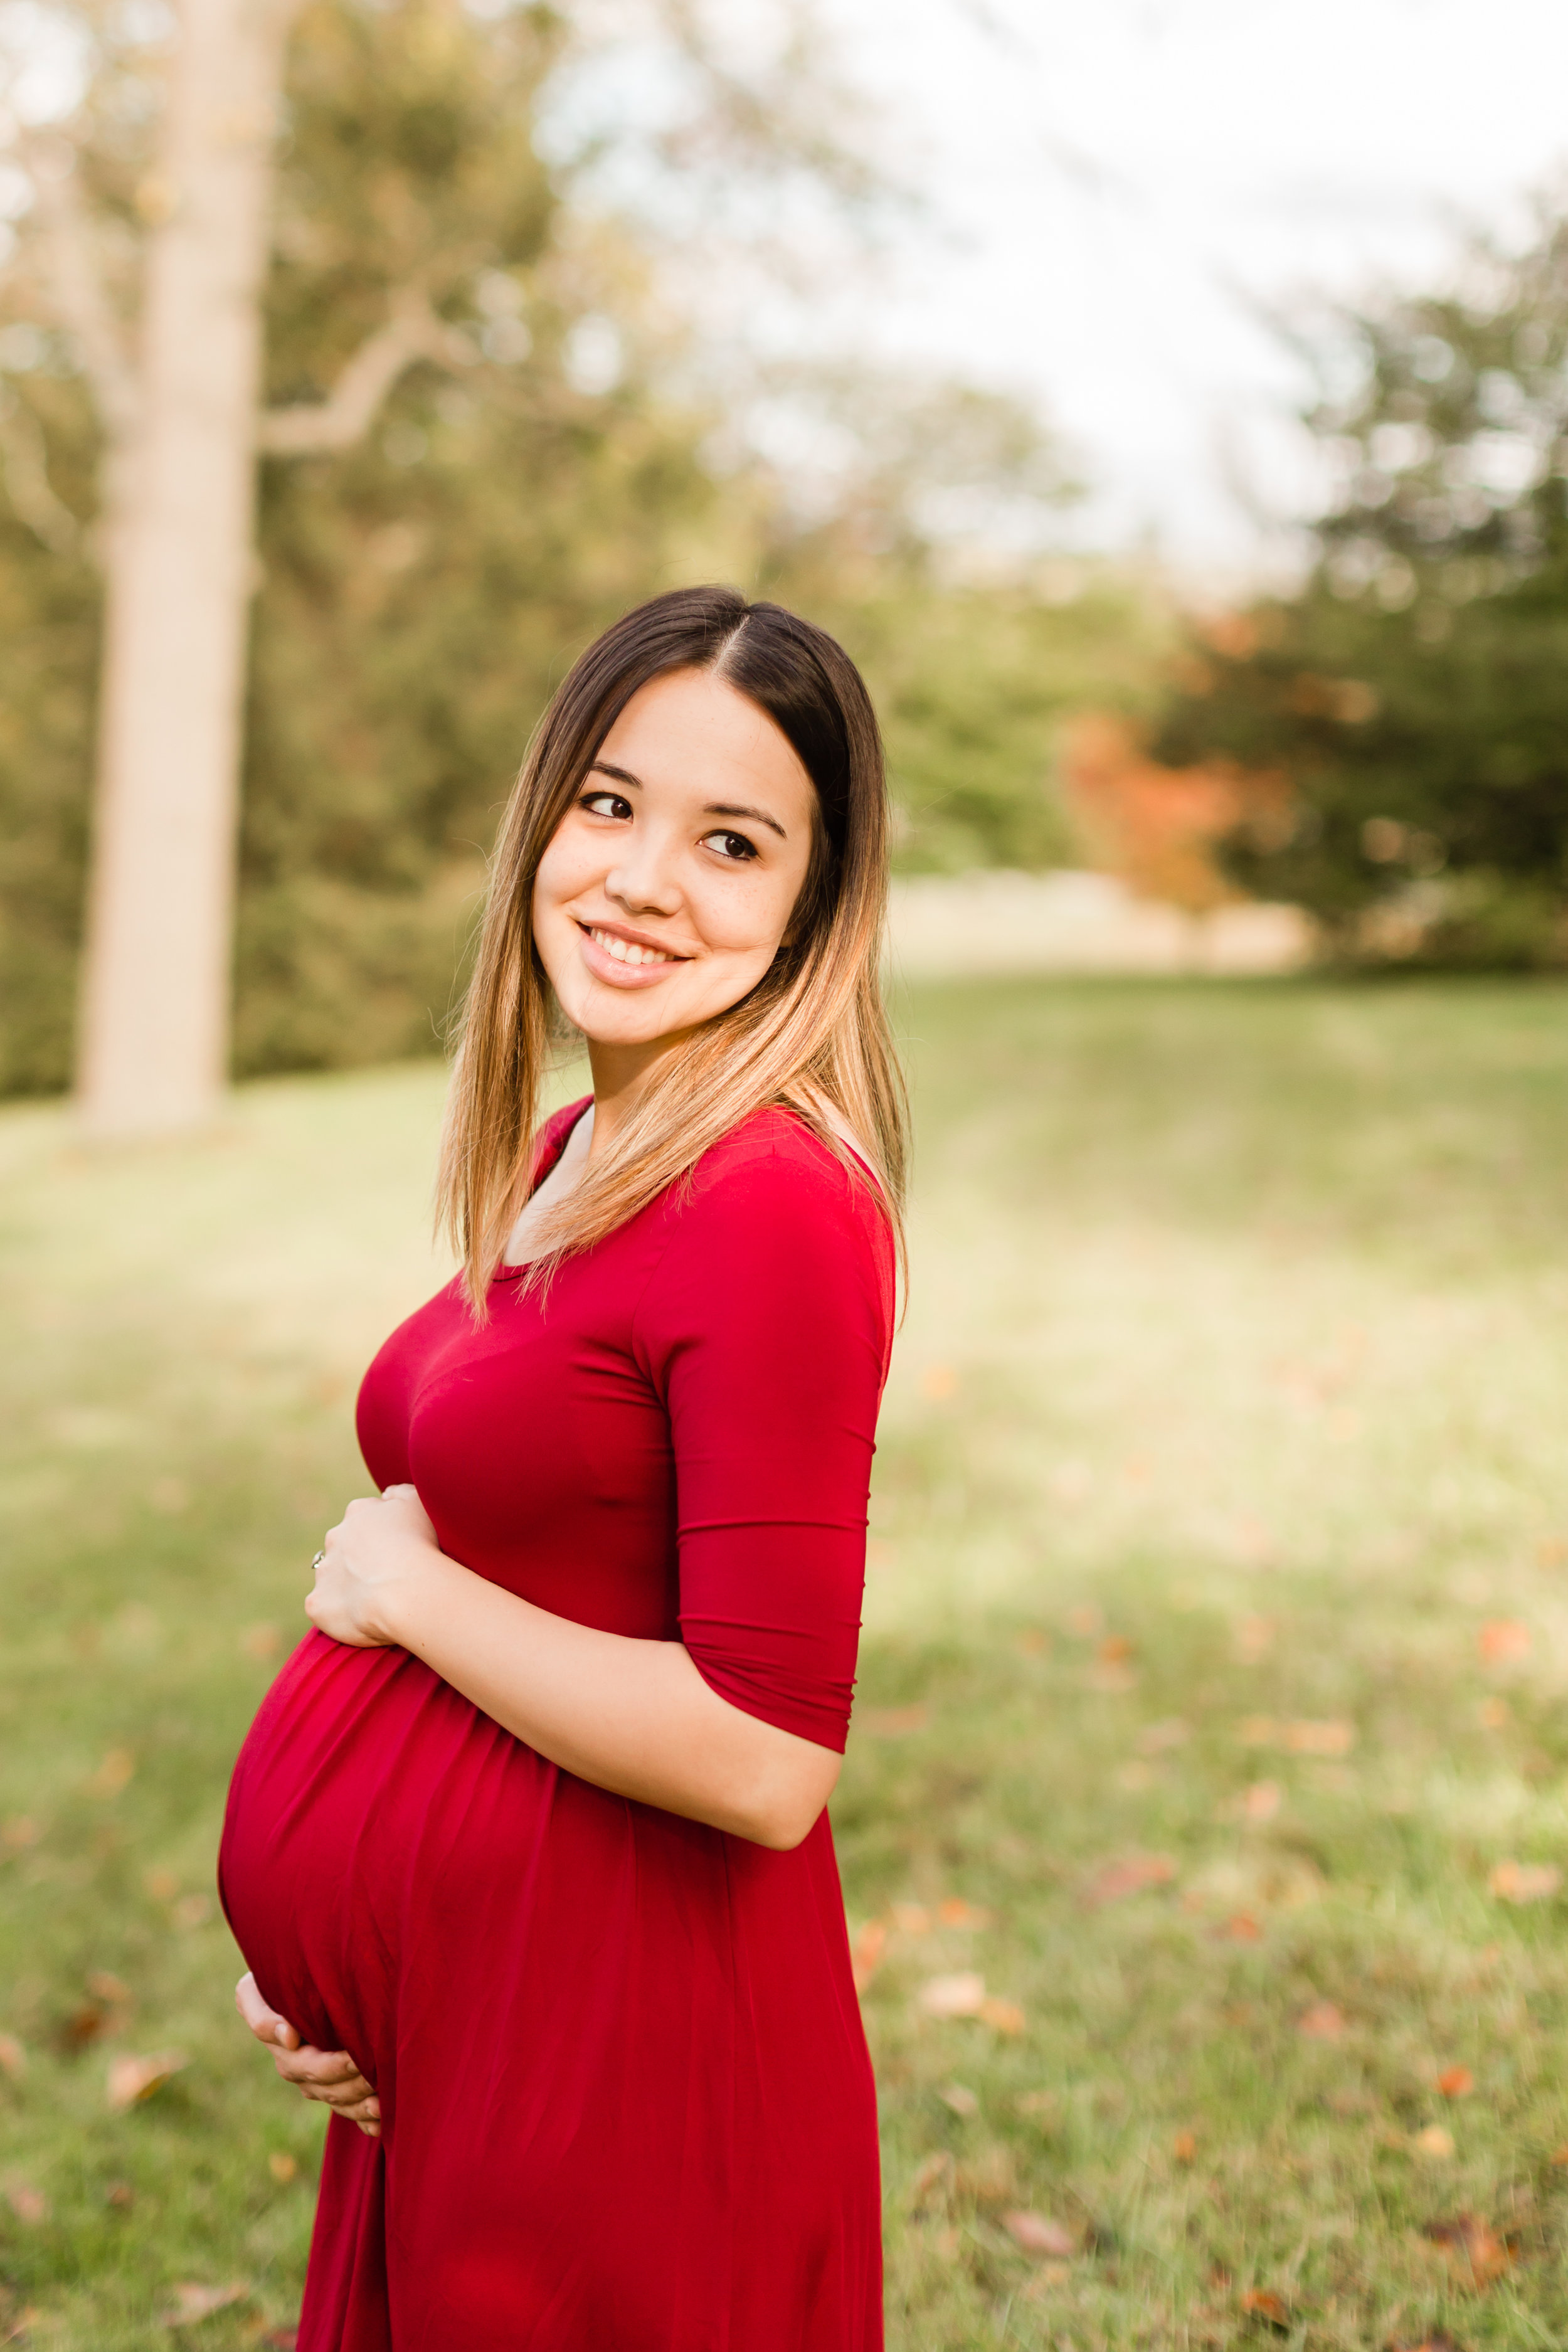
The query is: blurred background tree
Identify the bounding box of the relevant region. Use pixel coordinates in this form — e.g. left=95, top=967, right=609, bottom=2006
left=1153, top=196, right=1568, bottom=969
left=0, top=0, right=1152, bottom=1101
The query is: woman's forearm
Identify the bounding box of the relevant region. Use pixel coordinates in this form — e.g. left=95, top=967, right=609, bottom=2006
left=384, top=1558, right=840, bottom=1850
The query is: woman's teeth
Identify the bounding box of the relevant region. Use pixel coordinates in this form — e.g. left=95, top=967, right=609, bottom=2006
left=588, top=926, right=675, bottom=967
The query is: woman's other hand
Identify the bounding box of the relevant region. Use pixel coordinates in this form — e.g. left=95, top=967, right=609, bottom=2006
left=235, top=1971, right=381, bottom=2139
left=306, top=1482, right=450, bottom=1650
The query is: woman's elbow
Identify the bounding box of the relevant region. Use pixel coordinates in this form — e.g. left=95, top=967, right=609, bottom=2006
left=741, top=1759, right=842, bottom=1851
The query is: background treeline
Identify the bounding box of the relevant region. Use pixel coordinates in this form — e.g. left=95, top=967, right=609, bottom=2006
left=0, top=0, right=1156, bottom=1096
left=7, top=6, right=1568, bottom=1105
left=1155, top=201, right=1568, bottom=972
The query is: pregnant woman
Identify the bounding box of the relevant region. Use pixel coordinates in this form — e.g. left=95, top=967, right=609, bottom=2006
left=218, top=585, right=906, bottom=2352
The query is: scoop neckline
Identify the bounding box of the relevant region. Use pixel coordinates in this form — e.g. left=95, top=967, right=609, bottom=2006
left=494, top=1098, right=593, bottom=1279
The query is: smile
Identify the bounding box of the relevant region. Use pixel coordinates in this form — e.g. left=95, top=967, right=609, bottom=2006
left=580, top=923, right=686, bottom=970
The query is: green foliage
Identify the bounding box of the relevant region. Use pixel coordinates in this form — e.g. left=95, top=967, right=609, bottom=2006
left=6, top=980, right=1568, bottom=2343
left=1153, top=203, right=1568, bottom=965
left=797, top=571, right=1166, bottom=874
left=0, top=0, right=1155, bottom=1099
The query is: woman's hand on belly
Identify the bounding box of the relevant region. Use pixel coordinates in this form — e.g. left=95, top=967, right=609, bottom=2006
left=307, top=1483, right=457, bottom=1649
left=235, top=1973, right=382, bottom=2138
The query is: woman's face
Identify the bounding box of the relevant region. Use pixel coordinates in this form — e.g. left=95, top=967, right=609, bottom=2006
left=532, top=667, right=818, bottom=1057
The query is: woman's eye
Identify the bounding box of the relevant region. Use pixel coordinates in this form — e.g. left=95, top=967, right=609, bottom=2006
left=580, top=791, right=632, bottom=820
left=702, top=829, right=758, bottom=862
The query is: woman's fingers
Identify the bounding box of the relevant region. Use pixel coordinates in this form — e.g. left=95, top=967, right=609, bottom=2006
left=236, top=1972, right=380, bottom=2128
left=270, top=2040, right=380, bottom=2119
left=235, top=1970, right=300, bottom=2052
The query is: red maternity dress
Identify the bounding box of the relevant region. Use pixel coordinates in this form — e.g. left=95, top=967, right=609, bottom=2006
left=218, top=1101, right=892, bottom=2352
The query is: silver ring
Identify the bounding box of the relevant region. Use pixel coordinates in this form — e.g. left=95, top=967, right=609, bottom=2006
left=310, top=1549, right=326, bottom=1574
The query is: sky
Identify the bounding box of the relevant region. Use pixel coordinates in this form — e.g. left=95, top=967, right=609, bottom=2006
left=814, top=0, right=1568, bottom=579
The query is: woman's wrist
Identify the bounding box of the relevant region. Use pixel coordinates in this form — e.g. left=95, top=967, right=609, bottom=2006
left=378, top=1543, right=468, bottom=1652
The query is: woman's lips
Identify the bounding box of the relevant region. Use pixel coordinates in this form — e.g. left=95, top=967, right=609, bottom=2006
left=576, top=922, right=689, bottom=988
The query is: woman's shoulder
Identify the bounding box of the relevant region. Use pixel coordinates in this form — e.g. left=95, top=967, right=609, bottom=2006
left=689, top=1104, right=882, bottom=1216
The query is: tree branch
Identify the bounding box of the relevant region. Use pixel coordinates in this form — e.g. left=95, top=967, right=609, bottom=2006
left=20, top=134, right=140, bottom=445
left=0, top=386, right=81, bottom=553
left=258, top=294, right=474, bottom=456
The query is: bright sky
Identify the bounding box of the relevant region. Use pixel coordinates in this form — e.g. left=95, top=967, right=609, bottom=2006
left=820, top=0, right=1568, bottom=579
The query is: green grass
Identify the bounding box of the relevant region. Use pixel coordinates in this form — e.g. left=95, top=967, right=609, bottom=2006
left=3, top=978, right=1568, bottom=2349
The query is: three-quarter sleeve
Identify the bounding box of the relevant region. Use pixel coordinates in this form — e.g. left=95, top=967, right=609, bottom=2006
left=633, top=1117, right=894, bottom=1754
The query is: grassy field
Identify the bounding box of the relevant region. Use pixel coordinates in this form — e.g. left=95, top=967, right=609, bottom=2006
left=2, top=977, right=1567, bottom=2350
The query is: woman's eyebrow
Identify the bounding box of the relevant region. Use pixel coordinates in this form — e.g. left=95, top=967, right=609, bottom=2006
left=589, top=761, right=641, bottom=789
left=704, top=800, right=787, bottom=840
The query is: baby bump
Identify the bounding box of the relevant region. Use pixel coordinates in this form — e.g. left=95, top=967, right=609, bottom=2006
left=218, top=1632, right=563, bottom=2067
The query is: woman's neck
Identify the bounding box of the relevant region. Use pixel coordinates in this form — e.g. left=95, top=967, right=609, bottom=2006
left=584, top=1030, right=692, bottom=1161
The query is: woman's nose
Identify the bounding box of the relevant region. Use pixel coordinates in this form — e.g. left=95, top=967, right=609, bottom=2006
left=604, top=832, right=682, bottom=916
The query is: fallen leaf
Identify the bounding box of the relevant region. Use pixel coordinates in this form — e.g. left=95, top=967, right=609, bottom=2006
left=143, top=1868, right=179, bottom=1902
left=1297, top=1999, right=1346, bottom=2040
left=920, top=1364, right=956, bottom=1401
left=1235, top=1615, right=1276, bottom=1661
left=0, top=2035, right=26, bottom=2079
left=106, top=2050, right=188, bottom=2111
left=1385, top=2333, right=1466, bottom=2351
left=157, top=2282, right=249, bottom=2327
left=936, top=1897, right=993, bottom=1930
left=931, top=2226, right=960, bottom=2260
left=5, top=2183, right=48, bottom=2224
left=1020, top=2261, right=1072, bottom=2299
left=937, top=2082, right=978, bottom=2117
left=1098, top=1634, right=1133, bottom=1664
left=267, top=2151, right=298, bottom=2183
left=241, top=1624, right=282, bottom=1661
left=889, top=1902, right=931, bottom=1934
left=1216, top=1912, right=1263, bottom=1943
left=1086, top=1659, right=1138, bottom=1693
left=1137, top=1719, right=1190, bottom=1754
left=1173, top=2129, right=1197, bottom=2163
left=1478, top=1619, right=1530, bottom=1665
left=918, top=1972, right=987, bottom=2019
left=1421, top=2213, right=1519, bottom=2289
left=1082, top=1853, right=1177, bottom=1909
left=85, top=1749, right=134, bottom=1799
left=58, top=2003, right=110, bottom=2054
left=978, top=1996, right=1025, bottom=2035
left=1243, top=1780, right=1282, bottom=1823
left=909, top=2151, right=955, bottom=2210
left=1478, top=1696, right=1509, bottom=1730
left=1066, top=1604, right=1103, bottom=1636
left=1015, top=2090, right=1056, bottom=2118
left=105, top=2181, right=134, bottom=2209
left=1015, top=1628, right=1048, bottom=1655
left=1489, top=1860, right=1560, bottom=1904
left=859, top=1705, right=928, bottom=1739
left=171, top=1895, right=212, bottom=1932
left=1240, top=2287, right=1291, bottom=2331
left=1436, top=2065, right=1474, bottom=2099
left=1003, top=2210, right=1076, bottom=2258
left=1550, top=2143, right=1568, bottom=2168
left=1412, top=2125, right=1455, bottom=2159
left=1238, top=1716, right=1276, bottom=1747
left=849, top=1921, right=887, bottom=1994
left=1, top=1816, right=40, bottom=1851
left=1286, top=1719, right=1356, bottom=1756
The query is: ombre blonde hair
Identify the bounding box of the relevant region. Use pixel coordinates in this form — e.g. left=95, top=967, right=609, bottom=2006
left=438, top=585, right=908, bottom=1310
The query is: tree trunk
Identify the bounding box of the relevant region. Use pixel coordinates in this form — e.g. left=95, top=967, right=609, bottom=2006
left=75, top=0, right=293, bottom=1136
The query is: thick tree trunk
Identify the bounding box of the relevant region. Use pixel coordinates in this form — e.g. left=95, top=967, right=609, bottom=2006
left=76, top=0, right=292, bottom=1136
